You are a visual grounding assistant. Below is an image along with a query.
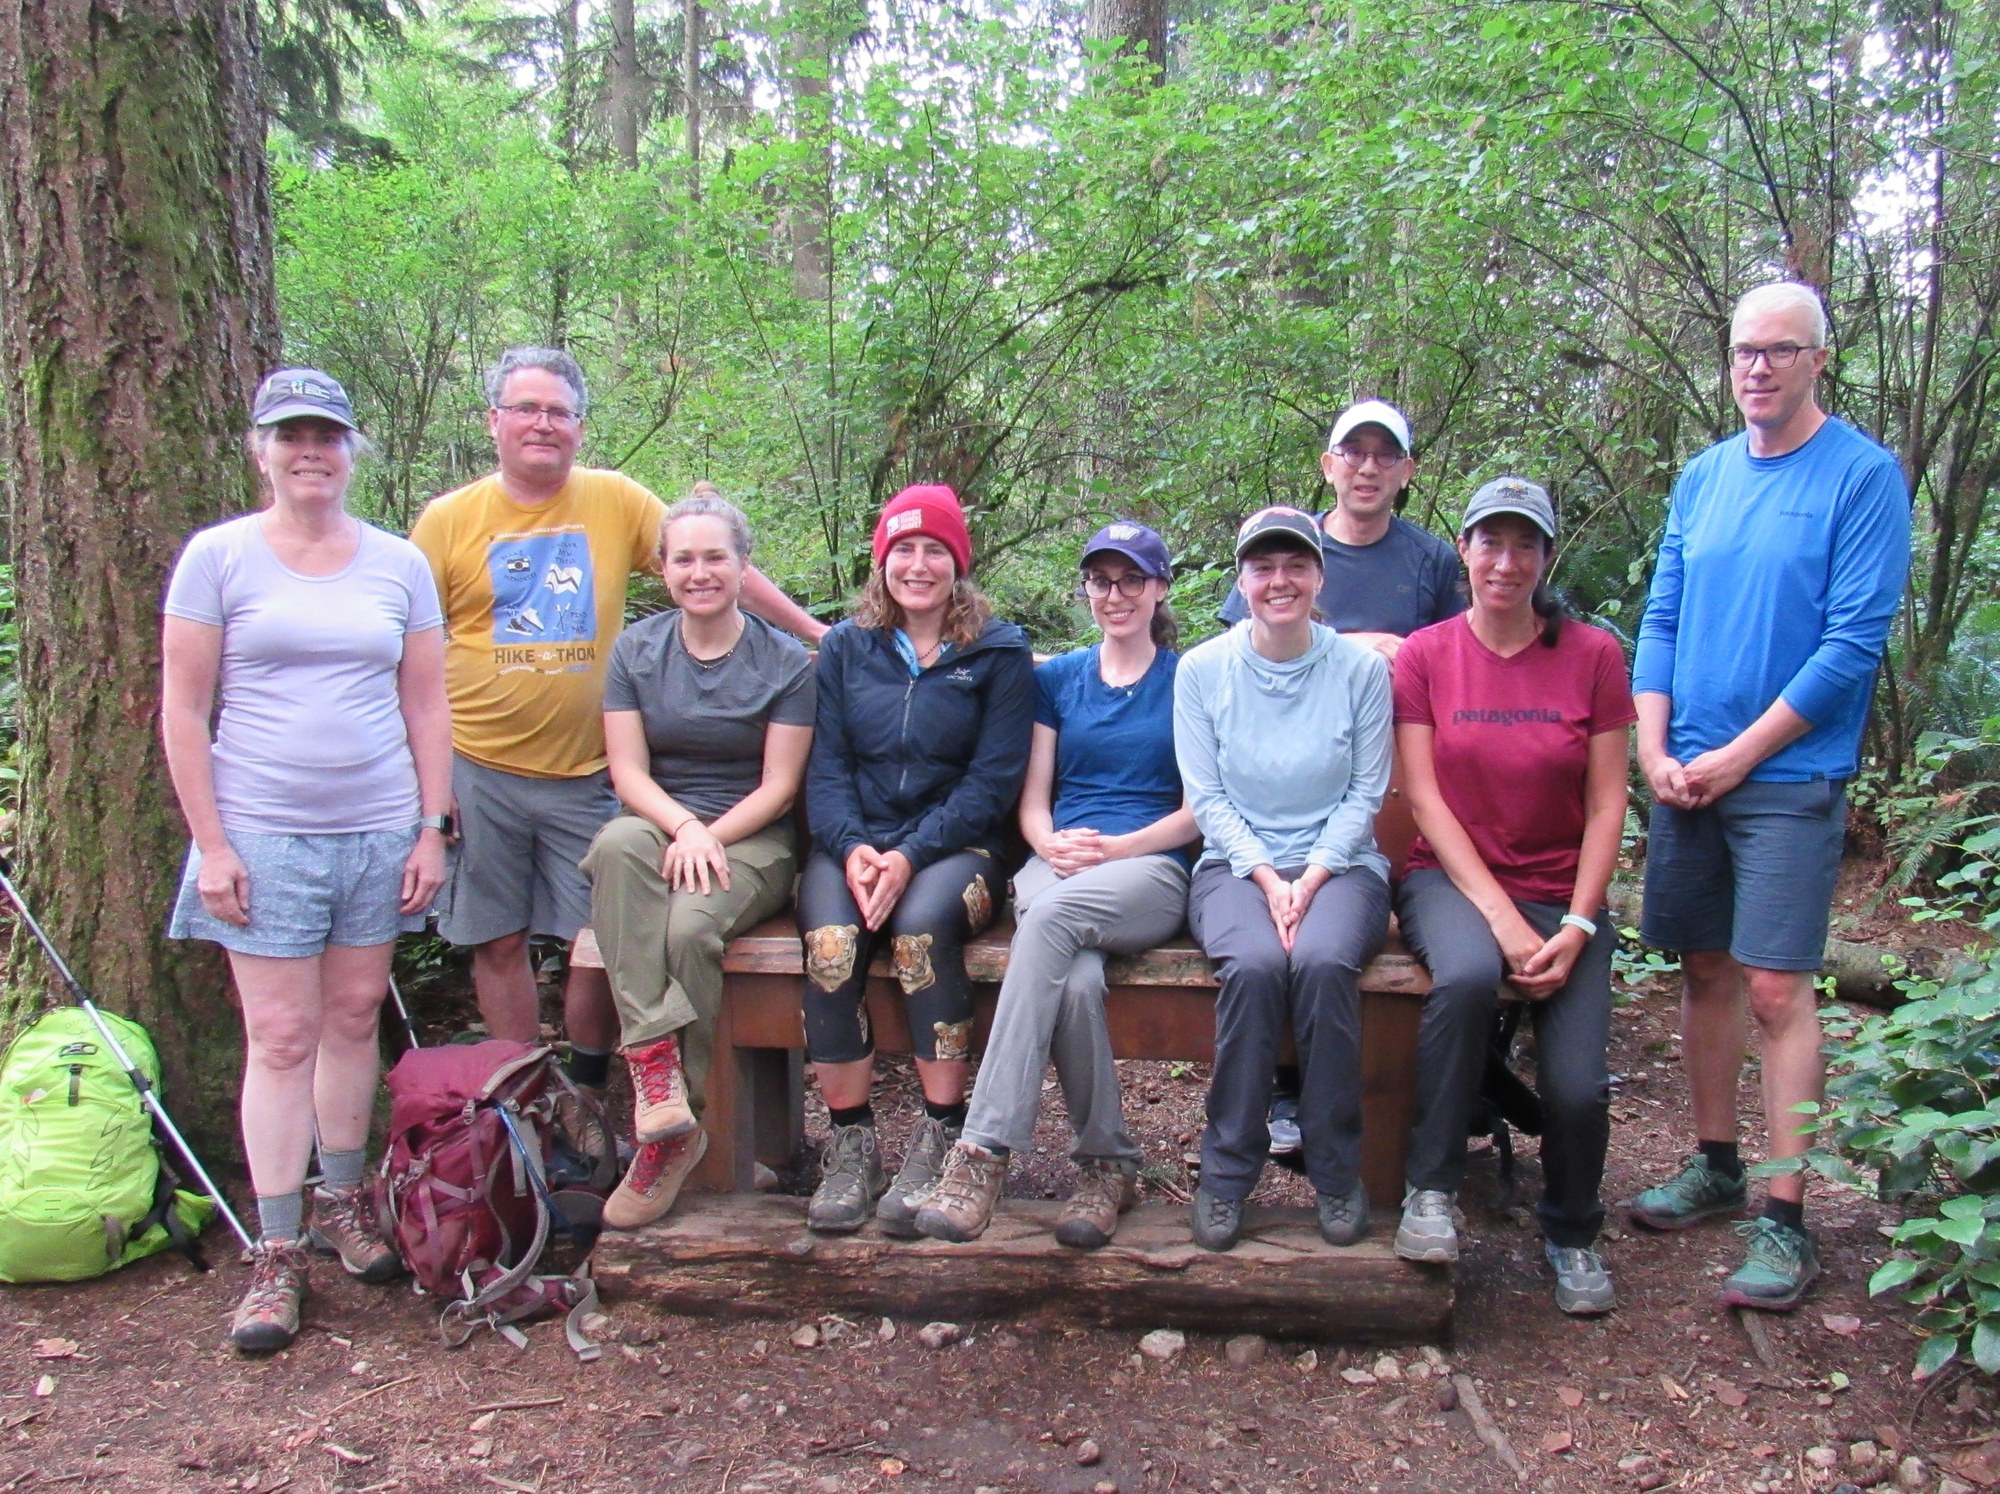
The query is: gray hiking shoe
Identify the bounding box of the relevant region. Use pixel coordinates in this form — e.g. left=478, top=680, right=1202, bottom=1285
left=1545, top=1243, right=1617, bottom=1315
left=807, top=1123, right=887, bottom=1233
left=1315, top=1182, right=1371, bottom=1247
left=1190, top=1185, right=1244, bottom=1252
left=876, top=1116, right=958, bottom=1238
left=1628, top=1153, right=1748, bottom=1230
left=1393, top=1187, right=1460, bottom=1264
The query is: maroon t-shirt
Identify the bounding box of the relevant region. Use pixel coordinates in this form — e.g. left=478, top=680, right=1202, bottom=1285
left=1393, top=615, right=1636, bottom=904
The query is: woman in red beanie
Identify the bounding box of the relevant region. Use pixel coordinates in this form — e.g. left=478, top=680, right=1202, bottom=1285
left=796, top=484, right=1035, bottom=1235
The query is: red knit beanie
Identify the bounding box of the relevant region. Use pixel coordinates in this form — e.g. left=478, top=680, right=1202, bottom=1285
left=872, top=484, right=973, bottom=576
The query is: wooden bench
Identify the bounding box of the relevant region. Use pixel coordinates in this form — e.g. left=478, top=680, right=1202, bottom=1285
left=576, top=791, right=1433, bottom=1206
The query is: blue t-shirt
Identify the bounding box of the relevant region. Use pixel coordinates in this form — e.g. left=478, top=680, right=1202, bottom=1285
left=1633, top=417, right=1910, bottom=782
left=1036, top=646, right=1187, bottom=859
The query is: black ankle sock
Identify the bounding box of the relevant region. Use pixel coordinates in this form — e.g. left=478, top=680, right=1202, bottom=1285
left=563, top=1046, right=612, bottom=1089
left=1698, top=1139, right=1744, bottom=1178
left=829, top=1103, right=874, bottom=1130
left=924, top=1098, right=968, bottom=1128
left=1762, top=1196, right=1805, bottom=1233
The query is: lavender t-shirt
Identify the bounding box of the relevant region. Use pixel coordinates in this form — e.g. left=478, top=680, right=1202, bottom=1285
left=163, top=514, right=443, bottom=835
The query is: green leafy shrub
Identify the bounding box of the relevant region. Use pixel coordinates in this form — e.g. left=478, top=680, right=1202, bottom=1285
left=1820, top=964, right=2000, bottom=1377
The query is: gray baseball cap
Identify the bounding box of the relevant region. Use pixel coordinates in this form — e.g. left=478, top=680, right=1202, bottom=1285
left=1234, top=506, right=1326, bottom=563
left=252, top=367, right=358, bottom=430
left=1461, top=476, right=1557, bottom=539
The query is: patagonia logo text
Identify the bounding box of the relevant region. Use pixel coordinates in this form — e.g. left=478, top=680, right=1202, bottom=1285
left=1452, top=708, right=1563, bottom=726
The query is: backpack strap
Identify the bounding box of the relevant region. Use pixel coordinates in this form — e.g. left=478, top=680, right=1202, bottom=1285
left=439, top=1100, right=555, bottom=1349
left=137, top=1153, right=211, bottom=1274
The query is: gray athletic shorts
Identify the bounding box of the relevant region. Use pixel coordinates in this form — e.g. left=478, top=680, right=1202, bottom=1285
left=1640, top=778, right=1848, bottom=971
left=437, top=754, right=618, bottom=947
left=168, top=826, right=423, bottom=959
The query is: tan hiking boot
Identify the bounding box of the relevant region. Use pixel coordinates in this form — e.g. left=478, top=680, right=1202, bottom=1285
left=625, top=1034, right=696, bottom=1144
left=307, top=1185, right=403, bottom=1283
left=602, top=1128, right=709, bottom=1230
left=914, top=1142, right=1009, bottom=1243
left=230, top=1240, right=311, bottom=1354
left=1055, top=1159, right=1138, bottom=1250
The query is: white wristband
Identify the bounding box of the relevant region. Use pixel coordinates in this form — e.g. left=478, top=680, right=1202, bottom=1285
left=1559, top=913, right=1598, bottom=938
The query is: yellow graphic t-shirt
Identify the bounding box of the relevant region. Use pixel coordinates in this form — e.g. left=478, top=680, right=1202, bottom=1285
left=410, top=468, right=666, bottom=779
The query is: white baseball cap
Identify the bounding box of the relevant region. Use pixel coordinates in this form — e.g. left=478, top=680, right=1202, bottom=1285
left=1326, top=399, right=1413, bottom=455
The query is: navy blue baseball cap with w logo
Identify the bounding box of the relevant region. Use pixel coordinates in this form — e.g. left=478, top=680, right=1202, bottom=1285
left=1081, top=520, right=1173, bottom=579
left=251, top=367, right=359, bottom=430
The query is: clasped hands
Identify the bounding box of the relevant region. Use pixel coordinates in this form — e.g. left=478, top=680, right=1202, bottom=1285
left=844, top=844, right=914, bottom=931
left=1643, top=743, right=1749, bottom=811
left=1251, top=864, right=1331, bottom=954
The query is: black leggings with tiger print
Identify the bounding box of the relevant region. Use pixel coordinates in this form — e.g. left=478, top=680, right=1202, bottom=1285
left=796, top=848, right=999, bottom=1064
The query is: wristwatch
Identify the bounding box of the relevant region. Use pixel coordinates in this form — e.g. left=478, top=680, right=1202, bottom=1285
left=419, top=813, right=455, bottom=836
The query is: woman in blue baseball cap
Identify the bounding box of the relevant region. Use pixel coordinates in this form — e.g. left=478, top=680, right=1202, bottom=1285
left=915, top=521, right=1196, bottom=1249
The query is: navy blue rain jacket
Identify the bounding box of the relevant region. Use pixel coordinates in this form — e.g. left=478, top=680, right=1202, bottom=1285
left=806, top=616, right=1035, bottom=870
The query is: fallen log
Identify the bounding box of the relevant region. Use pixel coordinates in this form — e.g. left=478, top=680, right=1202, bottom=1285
left=592, top=1196, right=1452, bottom=1343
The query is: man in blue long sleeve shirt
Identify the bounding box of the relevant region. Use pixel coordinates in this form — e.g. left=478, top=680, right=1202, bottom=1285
left=1627, top=283, right=1911, bottom=1312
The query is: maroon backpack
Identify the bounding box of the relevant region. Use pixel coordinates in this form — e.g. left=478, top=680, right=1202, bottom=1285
left=375, top=1041, right=613, bottom=1358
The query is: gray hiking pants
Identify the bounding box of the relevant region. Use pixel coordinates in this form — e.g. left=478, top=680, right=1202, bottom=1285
left=960, top=853, right=1191, bottom=1166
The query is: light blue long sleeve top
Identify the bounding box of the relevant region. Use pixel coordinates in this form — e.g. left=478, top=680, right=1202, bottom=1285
left=1173, top=622, right=1393, bottom=880
left=1632, top=417, right=1910, bottom=782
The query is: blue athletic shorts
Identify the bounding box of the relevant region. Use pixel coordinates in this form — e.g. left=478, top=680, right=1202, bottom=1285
left=168, top=826, right=423, bottom=959
left=1640, top=778, right=1847, bottom=971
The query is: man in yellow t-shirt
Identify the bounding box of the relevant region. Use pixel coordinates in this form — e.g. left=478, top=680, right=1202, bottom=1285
left=411, top=346, right=826, bottom=1066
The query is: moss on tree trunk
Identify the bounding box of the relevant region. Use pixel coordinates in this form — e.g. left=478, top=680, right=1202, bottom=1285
left=0, top=0, right=279, bottom=1155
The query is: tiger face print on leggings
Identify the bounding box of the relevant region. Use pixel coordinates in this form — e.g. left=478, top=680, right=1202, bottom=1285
left=796, top=848, right=996, bottom=1064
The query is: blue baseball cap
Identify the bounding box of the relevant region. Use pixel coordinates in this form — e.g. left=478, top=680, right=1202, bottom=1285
left=252, top=367, right=358, bottom=430
left=1081, top=520, right=1173, bottom=580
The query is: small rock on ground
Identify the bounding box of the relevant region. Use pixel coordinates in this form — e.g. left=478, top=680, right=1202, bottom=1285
left=1139, top=1329, right=1184, bottom=1361
left=917, top=1321, right=963, bottom=1350
left=1225, top=1334, right=1266, bottom=1368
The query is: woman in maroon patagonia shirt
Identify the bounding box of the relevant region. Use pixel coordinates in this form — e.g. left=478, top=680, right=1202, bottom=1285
left=1390, top=477, right=1635, bottom=1316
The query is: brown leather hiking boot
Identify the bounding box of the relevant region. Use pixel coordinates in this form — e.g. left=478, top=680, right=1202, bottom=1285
left=914, top=1142, right=1009, bottom=1243
left=625, top=1034, right=696, bottom=1144
left=603, top=1128, right=708, bottom=1230
left=307, top=1185, right=403, bottom=1283
left=1055, top=1159, right=1138, bottom=1250
left=230, top=1240, right=311, bottom=1354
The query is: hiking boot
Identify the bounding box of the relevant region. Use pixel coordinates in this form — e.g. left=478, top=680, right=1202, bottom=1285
left=602, top=1128, right=709, bottom=1230
left=1719, top=1217, right=1820, bottom=1311
left=306, top=1185, right=403, bottom=1284
left=1190, top=1185, right=1243, bottom=1252
left=1267, top=1093, right=1302, bottom=1157
left=1545, top=1242, right=1617, bottom=1315
left=1316, top=1183, right=1371, bottom=1247
left=1628, top=1153, right=1747, bottom=1231
left=807, top=1123, right=887, bottom=1233
left=552, top=1082, right=614, bottom=1169
left=914, top=1142, right=1009, bottom=1243
left=1055, top=1159, right=1138, bottom=1250
left=230, top=1240, right=310, bottom=1354
left=876, top=1116, right=958, bottom=1239
left=625, top=1034, right=697, bottom=1144
left=1394, top=1188, right=1460, bottom=1264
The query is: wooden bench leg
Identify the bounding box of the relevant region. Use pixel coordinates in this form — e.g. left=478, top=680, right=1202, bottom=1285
left=1360, top=989, right=1423, bottom=1209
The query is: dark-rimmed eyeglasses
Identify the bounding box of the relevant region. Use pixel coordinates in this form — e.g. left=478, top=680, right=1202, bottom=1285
left=1077, top=573, right=1154, bottom=599
left=495, top=401, right=581, bottom=425
left=1728, top=343, right=1815, bottom=370
left=1328, top=445, right=1408, bottom=469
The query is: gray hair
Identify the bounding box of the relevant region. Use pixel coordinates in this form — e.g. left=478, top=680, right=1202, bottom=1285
left=661, top=481, right=753, bottom=562
left=483, top=346, right=588, bottom=414
left=1732, top=283, right=1829, bottom=349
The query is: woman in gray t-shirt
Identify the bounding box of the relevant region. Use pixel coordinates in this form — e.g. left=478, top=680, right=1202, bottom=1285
left=580, top=488, right=815, bottom=1230
left=159, top=367, right=452, bottom=1354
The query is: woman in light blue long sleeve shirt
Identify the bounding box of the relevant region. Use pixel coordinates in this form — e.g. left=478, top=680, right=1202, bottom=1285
left=1174, top=507, right=1394, bottom=1252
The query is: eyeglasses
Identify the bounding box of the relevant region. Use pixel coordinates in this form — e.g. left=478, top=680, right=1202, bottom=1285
left=1078, top=573, right=1154, bottom=599
left=1728, top=343, right=1816, bottom=370
left=495, top=401, right=581, bottom=425
left=1328, top=445, right=1407, bottom=469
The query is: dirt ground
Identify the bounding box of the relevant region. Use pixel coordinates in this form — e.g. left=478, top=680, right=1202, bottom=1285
left=3, top=923, right=1997, bottom=1494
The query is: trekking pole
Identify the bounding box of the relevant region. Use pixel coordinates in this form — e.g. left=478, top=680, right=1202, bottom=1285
left=385, top=975, right=421, bottom=1053
left=0, top=858, right=256, bottom=1253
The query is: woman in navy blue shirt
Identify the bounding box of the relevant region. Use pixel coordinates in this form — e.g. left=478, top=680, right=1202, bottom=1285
left=914, top=522, right=1196, bottom=1249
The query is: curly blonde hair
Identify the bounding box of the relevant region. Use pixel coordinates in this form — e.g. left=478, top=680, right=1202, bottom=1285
left=853, top=570, right=994, bottom=650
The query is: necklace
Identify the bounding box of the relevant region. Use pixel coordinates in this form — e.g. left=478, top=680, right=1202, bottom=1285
left=685, top=617, right=745, bottom=669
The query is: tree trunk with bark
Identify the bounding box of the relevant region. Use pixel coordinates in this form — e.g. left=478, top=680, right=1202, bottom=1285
left=0, top=0, right=279, bottom=1151
left=608, top=0, right=646, bottom=170
left=1086, top=0, right=1166, bottom=81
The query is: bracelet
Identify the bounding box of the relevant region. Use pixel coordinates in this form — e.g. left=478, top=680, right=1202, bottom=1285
left=1559, top=913, right=1598, bottom=938
left=669, top=815, right=694, bottom=838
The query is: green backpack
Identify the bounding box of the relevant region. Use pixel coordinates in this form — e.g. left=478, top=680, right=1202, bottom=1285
left=0, top=1007, right=215, bottom=1282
